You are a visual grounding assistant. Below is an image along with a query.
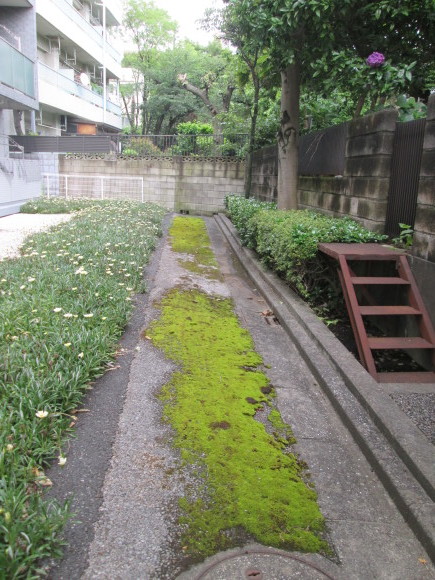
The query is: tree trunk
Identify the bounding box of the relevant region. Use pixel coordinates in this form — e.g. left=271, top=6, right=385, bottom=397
left=121, top=93, right=134, bottom=128
left=245, top=71, right=260, bottom=198
left=353, top=91, right=367, bottom=118
left=277, top=63, right=300, bottom=210
left=141, top=81, right=147, bottom=134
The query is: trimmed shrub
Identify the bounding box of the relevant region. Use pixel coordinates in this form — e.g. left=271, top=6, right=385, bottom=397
left=224, top=195, right=277, bottom=246
left=225, top=195, right=386, bottom=315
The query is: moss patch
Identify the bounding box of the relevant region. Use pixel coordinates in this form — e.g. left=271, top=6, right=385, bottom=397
left=148, top=286, right=327, bottom=557
left=169, top=216, right=222, bottom=279
left=146, top=215, right=328, bottom=558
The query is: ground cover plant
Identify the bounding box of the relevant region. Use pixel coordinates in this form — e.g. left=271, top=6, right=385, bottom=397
left=147, top=217, right=328, bottom=558
left=225, top=195, right=386, bottom=317
left=0, top=198, right=165, bottom=577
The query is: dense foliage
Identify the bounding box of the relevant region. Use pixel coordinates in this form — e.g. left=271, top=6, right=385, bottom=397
left=0, top=199, right=165, bottom=576
left=225, top=195, right=386, bottom=314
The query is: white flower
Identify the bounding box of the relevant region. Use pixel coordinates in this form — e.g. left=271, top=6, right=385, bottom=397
left=83, top=313, right=94, bottom=318
left=20, top=285, right=26, bottom=290
left=63, top=313, right=73, bottom=318
left=78, top=352, right=84, bottom=358
left=35, top=410, right=49, bottom=419
left=53, top=307, right=62, bottom=313
left=64, top=342, right=72, bottom=347
left=27, top=277, right=36, bottom=283
left=58, top=456, right=67, bottom=466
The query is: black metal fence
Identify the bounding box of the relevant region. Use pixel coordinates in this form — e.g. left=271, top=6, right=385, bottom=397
left=384, top=118, right=426, bottom=238
left=299, top=122, right=349, bottom=176
left=12, top=134, right=249, bottom=158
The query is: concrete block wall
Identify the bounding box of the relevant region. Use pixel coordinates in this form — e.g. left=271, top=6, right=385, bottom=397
left=248, top=145, right=278, bottom=202
left=58, top=156, right=245, bottom=214
left=298, top=109, right=398, bottom=233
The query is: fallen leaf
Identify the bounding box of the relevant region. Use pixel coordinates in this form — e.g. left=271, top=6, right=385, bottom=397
left=144, top=335, right=152, bottom=340
left=76, top=409, right=90, bottom=413
left=418, top=558, right=427, bottom=565
left=39, top=477, right=53, bottom=487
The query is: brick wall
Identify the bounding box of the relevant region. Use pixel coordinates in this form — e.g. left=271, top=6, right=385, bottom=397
left=58, top=156, right=245, bottom=214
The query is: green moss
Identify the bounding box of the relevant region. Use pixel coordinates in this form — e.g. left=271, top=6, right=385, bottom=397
left=148, top=286, right=327, bottom=556
left=146, top=215, right=328, bottom=557
left=169, top=217, right=222, bottom=279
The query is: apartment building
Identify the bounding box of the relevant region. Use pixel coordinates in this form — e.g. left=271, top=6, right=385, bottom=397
left=35, top=0, right=123, bottom=135
left=0, top=0, right=40, bottom=216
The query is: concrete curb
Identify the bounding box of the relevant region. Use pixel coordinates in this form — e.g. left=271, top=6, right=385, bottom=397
left=215, top=213, right=435, bottom=562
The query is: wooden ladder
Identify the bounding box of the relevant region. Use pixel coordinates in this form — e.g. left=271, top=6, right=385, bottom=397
left=319, top=243, right=435, bottom=383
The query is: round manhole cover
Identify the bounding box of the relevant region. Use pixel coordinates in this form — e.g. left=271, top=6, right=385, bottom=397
left=193, top=548, right=336, bottom=579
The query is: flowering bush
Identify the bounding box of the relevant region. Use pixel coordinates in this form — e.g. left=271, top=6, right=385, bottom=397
left=366, top=52, right=385, bottom=68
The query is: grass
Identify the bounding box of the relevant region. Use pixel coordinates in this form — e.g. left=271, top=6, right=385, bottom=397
left=147, top=217, right=328, bottom=558
left=0, top=197, right=166, bottom=577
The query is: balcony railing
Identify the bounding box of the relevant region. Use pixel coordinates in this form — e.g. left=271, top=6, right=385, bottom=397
left=0, top=38, right=35, bottom=98
left=53, top=0, right=121, bottom=64
left=38, top=62, right=121, bottom=115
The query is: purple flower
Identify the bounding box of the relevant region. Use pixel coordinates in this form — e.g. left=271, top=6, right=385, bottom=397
left=366, top=52, right=385, bottom=68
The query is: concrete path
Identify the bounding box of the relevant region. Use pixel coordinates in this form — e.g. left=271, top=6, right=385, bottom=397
left=40, top=214, right=435, bottom=579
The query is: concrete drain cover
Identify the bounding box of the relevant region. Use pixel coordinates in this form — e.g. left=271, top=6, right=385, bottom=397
left=186, top=547, right=337, bottom=580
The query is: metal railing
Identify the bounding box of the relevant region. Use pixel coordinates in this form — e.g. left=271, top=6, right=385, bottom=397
left=0, top=37, right=35, bottom=98
left=12, top=134, right=248, bottom=158
left=54, top=0, right=122, bottom=63
left=42, top=172, right=145, bottom=202
left=38, top=63, right=121, bottom=115
left=113, top=134, right=249, bottom=158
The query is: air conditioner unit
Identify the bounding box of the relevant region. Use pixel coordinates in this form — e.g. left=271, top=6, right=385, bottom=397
left=60, top=115, right=67, bottom=131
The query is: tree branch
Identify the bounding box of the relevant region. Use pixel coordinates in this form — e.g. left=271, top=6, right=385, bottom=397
left=177, top=74, right=220, bottom=116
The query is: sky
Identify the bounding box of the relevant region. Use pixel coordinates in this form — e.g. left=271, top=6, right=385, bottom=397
left=152, top=0, right=225, bottom=45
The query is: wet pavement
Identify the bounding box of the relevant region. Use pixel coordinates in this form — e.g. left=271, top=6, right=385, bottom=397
left=39, top=214, right=434, bottom=579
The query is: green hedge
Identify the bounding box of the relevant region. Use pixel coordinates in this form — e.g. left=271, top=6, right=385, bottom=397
left=225, top=195, right=386, bottom=315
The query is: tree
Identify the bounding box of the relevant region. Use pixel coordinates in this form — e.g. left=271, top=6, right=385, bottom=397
left=122, top=0, right=178, bottom=134
left=176, top=41, right=238, bottom=133
left=203, top=5, right=276, bottom=195
left=219, top=0, right=435, bottom=209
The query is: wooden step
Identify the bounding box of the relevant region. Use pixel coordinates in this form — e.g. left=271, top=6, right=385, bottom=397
left=376, top=371, right=435, bottom=384
left=351, top=276, right=410, bottom=285
left=359, top=306, right=421, bottom=316
left=367, top=337, right=434, bottom=349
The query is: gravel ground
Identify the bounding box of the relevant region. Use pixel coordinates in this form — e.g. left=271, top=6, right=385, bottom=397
left=391, top=392, right=435, bottom=444
left=0, top=213, right=73, bottom=261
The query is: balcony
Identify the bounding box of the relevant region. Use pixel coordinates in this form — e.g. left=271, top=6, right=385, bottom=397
left=0, top=37, right=35, bottom=98
left=36, top=0, right=123, bottom=79
left=38, top=62, right=122, bottom=129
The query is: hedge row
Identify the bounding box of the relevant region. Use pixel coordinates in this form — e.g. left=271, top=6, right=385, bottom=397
left=225, top=195, right=386, bottom=315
